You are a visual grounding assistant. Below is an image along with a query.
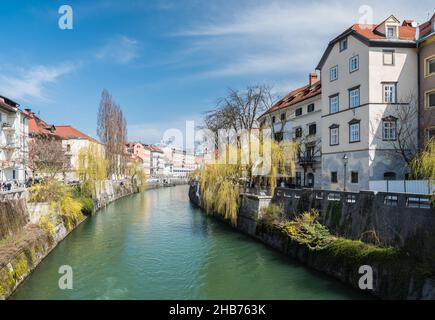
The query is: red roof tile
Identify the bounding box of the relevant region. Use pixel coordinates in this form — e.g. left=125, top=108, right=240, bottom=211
left=55, top=125, right=97, bottom=142
left=260, top=81, right=321, bottom=117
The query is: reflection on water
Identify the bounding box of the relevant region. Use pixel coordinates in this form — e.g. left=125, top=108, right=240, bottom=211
left=11, top=186, right=369, bottom=300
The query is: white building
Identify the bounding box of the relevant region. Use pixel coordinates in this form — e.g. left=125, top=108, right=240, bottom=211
left=316, top=16, right=418, bottom=192
left=0, top=96, right=29, bottom=187
left=161, top=146, right=196, bottom=177
left=145, top=145, right=165, bottom=177
left=54, top=126, right=102, bottom=183
left=258, top=73, right=322, bottom=188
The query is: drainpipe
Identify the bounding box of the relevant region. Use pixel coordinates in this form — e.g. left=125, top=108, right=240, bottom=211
left=416, top=27, right=422, bottom=151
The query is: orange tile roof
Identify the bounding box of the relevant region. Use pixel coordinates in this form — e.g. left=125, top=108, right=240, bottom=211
left=352, top=24, right=416, bottom=40
left=260, top=81, right=321, bottom=117
left=144, top=144, right=164, bottom=153
left=55, top=125, right=98, bottom=142
left=317, top=18, right=417, bottom=70
left=419, top=13, right=435, bottom=38
left=25, top=110, right=58, bottom=138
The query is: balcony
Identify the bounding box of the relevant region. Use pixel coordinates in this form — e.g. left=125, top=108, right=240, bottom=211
left=297, top=153, right=319, bottom=167
left=2, top=122, right=15, bottom=132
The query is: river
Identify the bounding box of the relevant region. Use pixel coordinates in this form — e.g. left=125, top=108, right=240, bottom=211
left=11, top=185, right=368, bottom=300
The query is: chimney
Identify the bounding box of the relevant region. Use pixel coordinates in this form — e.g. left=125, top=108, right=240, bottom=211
left=309, top=71, right=318, bottom=86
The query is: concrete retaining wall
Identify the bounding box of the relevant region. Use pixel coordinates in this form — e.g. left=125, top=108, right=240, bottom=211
left=189, top=183, right=435, bottom=300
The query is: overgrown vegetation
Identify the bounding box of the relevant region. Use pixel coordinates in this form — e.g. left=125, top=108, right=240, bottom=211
left=282, top=209, right=333, bottom=250
left=29, top=180, right=86, bottom=235
left=196, top=138, right=296, bottom=226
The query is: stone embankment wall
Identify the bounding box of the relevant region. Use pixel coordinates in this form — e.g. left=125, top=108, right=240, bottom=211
left=0, top=180, right=137, bottom=300
left=0, top=192, right=28, bottom=241
left=273, top=188, right=435, bottom=258
left=189, top=183, right=435, bottom=300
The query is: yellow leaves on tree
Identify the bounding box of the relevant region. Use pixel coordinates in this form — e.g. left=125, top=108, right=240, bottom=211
left=77, top=142, right=108, bottom=197
left=197, top=137, right=297, bottom=226
left=127, top=160, right=147, bottom=193
left=410, top=138, right=435, bottom=180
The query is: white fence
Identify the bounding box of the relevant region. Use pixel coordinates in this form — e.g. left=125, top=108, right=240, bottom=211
left=369, top=180, right=434, bottom=195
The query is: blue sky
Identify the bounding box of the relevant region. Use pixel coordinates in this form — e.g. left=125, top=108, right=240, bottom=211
left=0, top=0, right=433, bottom=144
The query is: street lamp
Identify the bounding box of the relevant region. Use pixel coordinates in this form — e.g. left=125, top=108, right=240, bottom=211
left=342, top=154, right=348, bottom=192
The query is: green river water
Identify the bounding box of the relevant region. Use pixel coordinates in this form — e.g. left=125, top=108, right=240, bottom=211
left=11, top=185, right=369, bottom=300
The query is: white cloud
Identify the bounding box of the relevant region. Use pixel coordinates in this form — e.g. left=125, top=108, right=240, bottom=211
left=96, top=36, right=139, bottom=64
left=0, top=64, right=75, bottom=102
left=175, top=0, right=434, bottom=78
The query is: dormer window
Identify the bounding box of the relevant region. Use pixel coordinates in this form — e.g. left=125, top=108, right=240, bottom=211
left=386, top=26, right=397, bottom=39
left=339, top=38, right=348, bottom=52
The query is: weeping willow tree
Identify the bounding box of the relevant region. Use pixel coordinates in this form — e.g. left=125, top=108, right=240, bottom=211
left=76, top=142, right=108, bottom=198
left=410, top=139, right=435, bottom=180
left=196, top=137, right=297, bottom=226
left=127, top=160, right=147, bottom=193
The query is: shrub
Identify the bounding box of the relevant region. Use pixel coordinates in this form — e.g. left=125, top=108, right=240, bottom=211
left=259, top=203, right=283, bottom=226
left=39, top=214, right=56, bottom=240
left=282, top=209, right=334, bottom=250
left=80, top=197, right=94, bottom=215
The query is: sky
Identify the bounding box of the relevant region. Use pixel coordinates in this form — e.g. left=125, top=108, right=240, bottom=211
left=0, top=0, right=433, bottom=146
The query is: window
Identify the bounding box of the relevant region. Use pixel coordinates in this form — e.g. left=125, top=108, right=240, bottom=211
left=306, top=144, right=315, bottom=157
left=331, top=172, right=338, bottom=183
left=329, top=125, right=339, bottom=146
left=272, top=116, right=276, bottom=124
left=307, top=103, right=315, bottom=113
left=339, top=38, right=348, bottom=51
left=66, top=144, right=71, bottom=152
left=427, top=128, right=435, bottom=141
left=426, top=91, right=435, bottom=109
left=349, top=55, right=359, bottom=73
left=295, top=127, right=302, bottom=138
left=383, top=50, right=395, bottom=65
left=349, top=87, right=360, bottom=108
left=280, top=113, right=286, bottom=121
left=349, top=121, right=360, bottom=143
left=330, top=66, right=338, bottom=81
left=382, top=117, right=397, bottom=141
left=351, top=172, right=359, bottom=184
left=308, top=123, right=317, bottom=135
left=295, top=108, right=302, bottom=117
left=387, top=26, right=396, bottom=39
left=426, top=56, right=435, bottom=76
left=296, top=172, right=302, bottom=186
left=383, top=83, right=397, bottom=103
left=384, top=172, right=397, bottom=180
left=12, top=170, right=16, bottom=180
left=329, top=94, right=339, bottom=113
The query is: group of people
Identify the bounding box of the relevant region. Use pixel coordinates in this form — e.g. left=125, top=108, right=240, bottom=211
left=0, top=180, right=20, bottom=192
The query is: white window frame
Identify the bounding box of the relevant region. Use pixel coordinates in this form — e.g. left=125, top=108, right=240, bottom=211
left=349, top=55, right=359, bottom=73
left=349, top=123, right=360, bottom=143
left=330, top=66, right=338, bottom=81
left=383, top=120, right=397, bottom=141
left=340, top=38, right=348, bottom=52
left=386, top=26, right=396, bottom=39
left=329, top=95, right=339, bottom=113
left=349, top=87, right=360, bottom=109
left=425, top=55, right=435, bottom=77
left=383, top=83, right=397, bottom=103
left=330, top=127, right=339, bottom=146
left=425, top=90, right=435, bottom=109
